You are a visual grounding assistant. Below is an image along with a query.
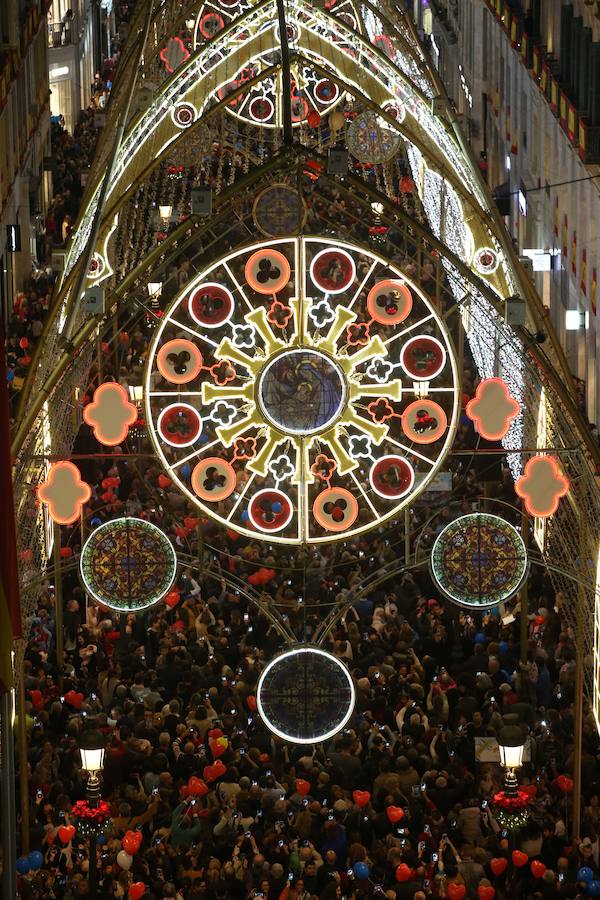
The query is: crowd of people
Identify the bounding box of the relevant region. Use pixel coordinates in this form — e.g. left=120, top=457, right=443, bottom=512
left=15, top=301, right=600, bottom=900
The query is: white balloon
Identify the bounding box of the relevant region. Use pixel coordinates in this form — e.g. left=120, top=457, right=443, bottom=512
left=117, top=850, right=133, bottom=870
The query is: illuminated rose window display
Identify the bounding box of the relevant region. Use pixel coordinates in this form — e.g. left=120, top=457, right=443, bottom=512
left=144, top=237, right=459, bottom=543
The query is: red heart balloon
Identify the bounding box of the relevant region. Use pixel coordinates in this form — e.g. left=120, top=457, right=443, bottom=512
left=187, top=777, right=208, bottom=797
left=246, top=695, right=257, bottom=711
left=478, top=887, right=495, bottom=900
left=512, top=850, right=528, bottom=868
left=210, top=739, right=227, bottom=758
left=158, top=474, right=171, bottom=489
left=447, top=885, right=466, bottom=900
left=208, top=728, right=224, bottom=740
left=555, top=774, right=573, bottom=793
left=395, top=863, right=412, bottom=883
left=296, top=779, right=310, bottom=796
left=184, top=517, right=199, bottom=530
left=352, top=790, right=370, bottom=808
left=65, top=691, right=84, bottom=709
left=165, top=590, right=179, bottom=609
left=29, top=690, right=44, bottom=711
left=122, top=830, right=143, bottom=855
left=129, top=884, right=146, bottom=900
left=212, top=760, right=226, bottom=778
left=386, top=806, right=404, bottom=823
left=531, top=860, right=546, bottom=879
left=58, top=825, right=76, bottom=844
left=490, top=857, right=508, bottom=876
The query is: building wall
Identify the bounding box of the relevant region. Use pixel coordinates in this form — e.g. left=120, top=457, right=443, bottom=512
left=414, top=0, right=600, bottom=427
left=0, top=1, right=51, bottom=323
left=47, top=0, right=101, bottom=132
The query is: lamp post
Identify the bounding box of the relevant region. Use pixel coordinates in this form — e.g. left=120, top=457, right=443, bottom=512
left=78, top=726, right=107, bottom=899
left=498, top=722, right=525, bottom=797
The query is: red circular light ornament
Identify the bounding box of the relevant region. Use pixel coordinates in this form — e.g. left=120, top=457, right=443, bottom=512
left=369, top=456, right=415, bottom=499
left=192, top=458, right=237, bottom=502
left=188, top=283, right=234, bottom=328
left=245, top=248, right=291, bottom=295
left=400, top=335, right=447, bottom=380
left=157, top=403, right=202, bottom=447
left=402, top=399, right=448, bottom=444
left=310, top=248, right=356, bottom=294
left=313, top=487, right=359, bottom=532
left=248, top=489, right=293, bottom=532
left=367, top=279, right=412, bottom=325
left=157, top=339, right=203, bottom=384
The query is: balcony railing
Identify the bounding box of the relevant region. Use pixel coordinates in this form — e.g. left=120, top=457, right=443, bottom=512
left=48, top=20, right=74, bottom=48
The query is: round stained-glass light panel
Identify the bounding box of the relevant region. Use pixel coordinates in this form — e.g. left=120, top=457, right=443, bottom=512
left=347, top=110, right=401, bottom=164
left=430, top=512, right=528, bottom=609
left=80, top=517, right=177, bottom=612
left=258, top=349, right=346, bottom=435
left=253, top=184, right=307, bottom=238
left=257, top=647, right=355, bottom=743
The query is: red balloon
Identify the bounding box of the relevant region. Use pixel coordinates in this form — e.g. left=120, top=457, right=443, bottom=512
left=490, top=857, right=508, bottom=876
left=555, top=774, right=573, bottom=793
left=165, top=590, right=180, bottom=609
left=352, top=790, right=370, bottom=808
left=184, top=516, right=199, bottom=530
left=447, top=886, right=466, bottom=900
left=208, top=728, right=224, bottom=740
left=246, top=695, right=257, bottom=711
left=29, top=690, right=43, bottom=711
left=530, top=860, right=546, bottom=879
left=203, top=761, right=226, bottom=782
left=158, top=473, right=171, bottom=489
left=210, top=739, right=227, bottom=758
left=478, top=888, right=495, bottom=900
left=512, top=850, right=528, bottom=868
left=19, top=337, right=28, bottom=349
left=129, top=884, right=146, bottom=900
left=64, top=690, right=84, bottom=709
left=122, top=830, right=142, bottom=855
left=60, top=546, right=73, bottom=558
left=57, top=825, right=76, bottom=844
left=307, top=110, right=321, bottom=128
left=386, top=805, right=404, bottom=824
left=187, top=777, right=209, bottom=797
left=395, top=863, right=412, bottom=883
left=296, top=779, right=310, bottom=796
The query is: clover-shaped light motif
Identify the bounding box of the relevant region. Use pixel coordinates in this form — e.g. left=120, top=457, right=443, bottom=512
left=515, top=455, right=569, bottom=518
left=233, top=437, right=257, bottom=460
left=347, top=322, right=370, bottom=347
left=232, top=324, right=255, bottom=349
left=267, top=300, right=293, bottom=329
left=348, top=435, right=373, bottom=459
left=210, top=359, right=236, bottom=386
left=268, top=454, right=295, bottom=483
left=368, top=398, right=395, bottom=424
left=211, top=401, right=237, bottom=426
left=465, top=378, right=521, bottom=441
left=308, top=299, right=335, bottom=329
left=366, top=357, right=394, bottom=384
left=311, top=454, right=337, bottom=482
left=83, top=383, right=137, bottom=446
left=37, top=461, right=92, bottom=525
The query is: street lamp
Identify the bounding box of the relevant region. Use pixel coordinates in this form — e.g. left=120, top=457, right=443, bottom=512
left=78, top=726, right=107, bottom=897
left=498, top=722, right=525, bottom=797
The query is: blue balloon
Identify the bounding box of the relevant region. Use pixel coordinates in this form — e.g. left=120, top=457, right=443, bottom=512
left=353, top=861, right=369, bottom=879
left=97, top=833, right=107, bottom=846
left=199, top=434, right=209, bottom=444
left=578, top=866, right=594, bottom=884
left=241, top=510, right=249, bottom=522
left=27, top=850, right=43, bottom=871
left=588, top=879, right=600, bottom=896
left=6, top=369, right=15, bottom=383
left=90, top=517, right=102, bottom=528
left=16, top=857, right=30, bottom=874
left=272, top=502, right=283, bottom=514
left=180, top=463, right=191, bottom=478
left=499, top=641, right=508, bottom=656
left=474, top=633, right=486, bottom=644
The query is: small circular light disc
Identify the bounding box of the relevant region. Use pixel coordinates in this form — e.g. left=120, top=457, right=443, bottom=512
left=248, top=488, right=293, bottom=532
left=192, top=457, right=237, bottom=502
left=400, top=335, right=447, bottom=381
left=157, top=403, right=202, bottom=447
left=313, top=486, right=358, bottom=532
left=369, top=455, right=415, bottom=499
left=402, top=399, right=448, bottom=444
left=245, top=248, right=291, bottom=295
left=157, top=339, right=203, bottom=384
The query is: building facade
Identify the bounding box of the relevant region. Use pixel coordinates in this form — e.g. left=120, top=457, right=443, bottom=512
left=0, top=0, right=52, bottom=324
left=413, top=0, right=600, bottom=427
